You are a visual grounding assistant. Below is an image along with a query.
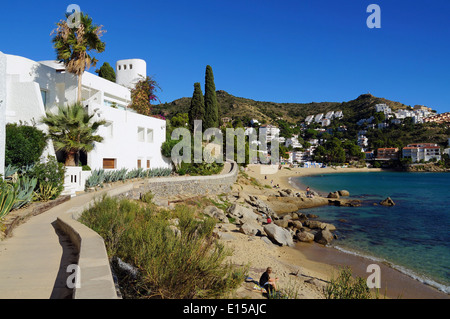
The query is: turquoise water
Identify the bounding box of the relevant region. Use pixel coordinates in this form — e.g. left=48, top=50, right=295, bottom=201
left=293, top=172, right=450, bottom=294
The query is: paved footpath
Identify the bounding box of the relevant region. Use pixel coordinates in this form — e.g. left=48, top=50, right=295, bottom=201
left=0, top=189, right=110, bottom=299
left=0, top=165, right=234, bottom=299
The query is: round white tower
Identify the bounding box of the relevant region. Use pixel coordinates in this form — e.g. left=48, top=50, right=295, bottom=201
left=115, top=59, right=147, bottom=88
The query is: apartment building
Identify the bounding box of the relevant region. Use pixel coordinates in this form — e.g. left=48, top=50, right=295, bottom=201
left=402, top=143, right=442, bottom=162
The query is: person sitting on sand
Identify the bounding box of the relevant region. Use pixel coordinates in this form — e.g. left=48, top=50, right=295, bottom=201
left=259, top=267, right=278, bottom=293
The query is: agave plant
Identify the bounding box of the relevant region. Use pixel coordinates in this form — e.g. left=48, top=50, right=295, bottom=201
left=4, top=165, right=19, bottom=180
left=85, top=169, right=105, bottom=188
left=0, top=185, right=17, bottom=220
left=33, top=184, right=60, bottom=202
left=116, top=168, right=128, bottom=181
left=12, top=176, right=38, bottom=210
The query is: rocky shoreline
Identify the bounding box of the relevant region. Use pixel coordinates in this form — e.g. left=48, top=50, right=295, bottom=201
left=206, top=165, right=450, bottom=299
left=207, top=186, right=361, bottom=251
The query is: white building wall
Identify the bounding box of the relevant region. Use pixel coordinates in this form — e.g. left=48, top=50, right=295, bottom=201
left=116, top=59, right=147, bottom=89
left=2, top=53, right=170, bottom=178
left=87, top=102, right=171, bottom=170
left=0, top=52, right=6, bottom=177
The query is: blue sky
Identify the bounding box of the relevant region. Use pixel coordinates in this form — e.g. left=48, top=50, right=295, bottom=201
left=1, top=0, right=449, bottom=113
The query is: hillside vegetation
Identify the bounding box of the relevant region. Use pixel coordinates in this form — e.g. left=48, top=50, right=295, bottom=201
left=153, top=91, right=410, bottom=125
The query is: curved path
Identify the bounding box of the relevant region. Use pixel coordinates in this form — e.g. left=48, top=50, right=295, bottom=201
left=0, top=163, right=237, bottom=299
left=0, top=189, right=111, bottom=299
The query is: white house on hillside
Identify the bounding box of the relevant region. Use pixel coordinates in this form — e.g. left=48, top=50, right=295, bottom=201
left=0, top=51, right=171, bottom=189
left=259, top=124, right=280, bottom=142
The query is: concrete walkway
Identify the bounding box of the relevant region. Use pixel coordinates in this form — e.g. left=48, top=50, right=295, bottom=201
left=0, top=163, right=236, bottom=299
left=0, top=189, right=109, bottom=299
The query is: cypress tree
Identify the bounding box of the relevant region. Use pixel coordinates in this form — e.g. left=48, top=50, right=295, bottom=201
left=204, top=65, right=219, bottom=129
left=188, top=82, right=205, bottom=132
left=95, top=62, right=116, bottom=82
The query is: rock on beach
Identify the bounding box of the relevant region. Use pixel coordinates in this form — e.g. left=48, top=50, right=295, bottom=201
left=263, top=223, right=294, bottom=247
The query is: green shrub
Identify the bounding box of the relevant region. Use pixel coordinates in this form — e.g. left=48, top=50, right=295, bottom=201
left=5, top=123, right=47, bottom=167
left=140, top=191, right=154, bottom=204
left=324, top=267, right=371, bottom=299
left=176, top=162, right=223, bottom=176
left=27, top=156, right=65, bottom=201
left=80, top=196, right=247, bottom=299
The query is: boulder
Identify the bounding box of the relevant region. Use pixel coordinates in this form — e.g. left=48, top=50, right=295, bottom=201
left=278, top=189, right=295, bottom=197
left=204, top=206, right=229, bottom=223
left=289, top=220, right=303, bottom=230
left=296, top=230, right=315, bottom=242
left=338, top=190, right=350, bottom=197
left=306, top=214, right=318, bottom=219
left=263, top=223, right=294, bottom=247
left=327, top=192, right=340, bottom=199
left=314, top=228, right=334, bottom=245
left=274, top=219, right=289, bottom=228
left=322, top=223, right=336, bottom=231
left=278, top=190, right=290, bottom=197
left=303, top=220, right=324, bottom=229
left=239, top=222, right=260, bottom=236
left=245, top=196, right=279, bottom=219
left=227, top=204, right=259, bottom=221
left=380, top=197, right=395, bottom=206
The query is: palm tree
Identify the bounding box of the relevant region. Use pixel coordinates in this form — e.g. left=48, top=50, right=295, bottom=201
left=51, top=12, right=106, bottom=102
left=42, top=103, right=106, bottom=166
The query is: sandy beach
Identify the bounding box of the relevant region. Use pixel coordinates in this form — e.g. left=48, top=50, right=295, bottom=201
left=245, top=165, right=385, bottom=193
left=222, top=164, right=449, bottom=299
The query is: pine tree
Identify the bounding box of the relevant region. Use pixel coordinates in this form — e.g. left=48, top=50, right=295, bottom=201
left=188, top=82, right=205, bottom=132
left=204, top=65, right=219, bottom=129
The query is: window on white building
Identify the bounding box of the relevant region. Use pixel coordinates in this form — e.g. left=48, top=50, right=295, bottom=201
left=118, top=65, right=121, bottom=71
left=124, top=65, right=127, bottom=70
left=138, top=127, right=145, bottom=142
left=130, top=64, right=133, bottom=70
left=147, top=129, right=154, bottom=143
left=40, top=89, right=47, bottom=107
left=103, top=158, right=116, bottom=169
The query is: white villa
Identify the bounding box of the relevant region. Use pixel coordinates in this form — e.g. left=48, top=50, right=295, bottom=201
left=0, top=51, right=171, bottom=191
left=375, top=103, right=392, bottom=114
left=285, top=136, right=302, bottom=149
left=259, top=124, right=280, bottom=142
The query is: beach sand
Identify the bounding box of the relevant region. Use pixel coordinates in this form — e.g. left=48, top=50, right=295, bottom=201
left=223, top=164, right=449, bottom=299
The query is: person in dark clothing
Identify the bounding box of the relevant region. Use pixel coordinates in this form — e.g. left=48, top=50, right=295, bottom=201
left=259, top=267, right=278, bottom=293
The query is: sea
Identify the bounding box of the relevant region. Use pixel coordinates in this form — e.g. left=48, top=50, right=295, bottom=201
left=291, top=171, right=450, bottom=294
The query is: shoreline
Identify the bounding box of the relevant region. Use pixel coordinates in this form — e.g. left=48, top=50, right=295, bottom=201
left=241, top=164, right=449, bottom=299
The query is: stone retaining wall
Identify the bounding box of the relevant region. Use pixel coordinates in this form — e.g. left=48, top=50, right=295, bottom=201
left=121, top=161, right=238, bottom=200
left=56, top=161, right=238, bottom=299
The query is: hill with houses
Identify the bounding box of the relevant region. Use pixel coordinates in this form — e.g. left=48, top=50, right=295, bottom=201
left=153, top=91, right=415, bottom=126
